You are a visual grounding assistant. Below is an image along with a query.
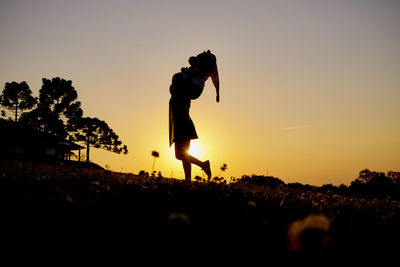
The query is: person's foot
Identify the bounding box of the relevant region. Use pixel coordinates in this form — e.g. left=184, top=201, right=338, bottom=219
left=202, top=160, right=211, bottom=179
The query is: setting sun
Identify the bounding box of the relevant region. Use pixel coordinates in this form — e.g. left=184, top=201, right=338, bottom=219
left=188, top=140, right=202, bottom=158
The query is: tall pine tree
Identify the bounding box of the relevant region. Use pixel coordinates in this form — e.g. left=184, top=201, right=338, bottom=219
left=0, top=81, right=37, bottom=122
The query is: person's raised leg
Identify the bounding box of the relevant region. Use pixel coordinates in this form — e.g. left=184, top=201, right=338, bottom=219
left=175, top=139, right=192, bottom=182
left=175, top=139, right=211, bottom=181
left=188, top=155, right=211, bottom=179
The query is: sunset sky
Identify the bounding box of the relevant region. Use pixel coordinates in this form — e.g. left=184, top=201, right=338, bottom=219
left=1, top=0, right=399, bottom=185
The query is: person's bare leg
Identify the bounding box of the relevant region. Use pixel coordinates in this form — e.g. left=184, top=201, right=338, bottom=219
left=181, top=156, right=192, bottom=182
left=183, top=154, right=210, bottom=181
left=188, top=155, right=211, bottom=179
left=175, top=139, right=210, bottom=181
left=188, top=155, right=205, bottom=168
left=175, top=140, right=192, bottom=182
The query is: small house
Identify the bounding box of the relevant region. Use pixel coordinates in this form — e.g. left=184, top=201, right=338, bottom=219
left=0, top=119, right=84, bottom=163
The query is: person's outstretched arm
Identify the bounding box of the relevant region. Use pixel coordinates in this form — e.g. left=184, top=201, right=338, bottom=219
left=211, top=65, right=219, bottom=103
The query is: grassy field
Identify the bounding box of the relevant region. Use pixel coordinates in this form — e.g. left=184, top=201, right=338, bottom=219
left=1, top=160, right=399, bottom=265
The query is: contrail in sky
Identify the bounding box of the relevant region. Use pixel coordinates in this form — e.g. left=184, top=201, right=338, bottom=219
left=283, top=125, right=313, bottom=130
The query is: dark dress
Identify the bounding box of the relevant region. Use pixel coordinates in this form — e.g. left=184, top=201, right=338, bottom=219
left=169, top=67, right=205, bottom=146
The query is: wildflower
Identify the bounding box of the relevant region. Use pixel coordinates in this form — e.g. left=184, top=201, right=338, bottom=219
left=168, top=212, right=190, bottom=229
left=287, top=214, right=331, bottom=253
left=248, top=201, right=256, bottom=208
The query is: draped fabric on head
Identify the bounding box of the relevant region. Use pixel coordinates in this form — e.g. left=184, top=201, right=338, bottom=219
left=188, top=50, right=219, bottom=95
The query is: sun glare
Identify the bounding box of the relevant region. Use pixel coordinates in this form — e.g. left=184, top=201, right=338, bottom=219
left=188, top=140, right=202, bottom=158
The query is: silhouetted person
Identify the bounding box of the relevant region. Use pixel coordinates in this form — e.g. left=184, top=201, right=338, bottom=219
left=169, top=50, right=220, bottom=182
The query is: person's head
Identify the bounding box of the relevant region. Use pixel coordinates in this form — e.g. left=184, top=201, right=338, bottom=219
left=188, top=50, right=216, bottom=75
left=188, top=50, right=219, bottom=91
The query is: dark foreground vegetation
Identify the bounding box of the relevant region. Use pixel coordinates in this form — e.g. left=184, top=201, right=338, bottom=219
left=1, top=161, right=399, bottom=265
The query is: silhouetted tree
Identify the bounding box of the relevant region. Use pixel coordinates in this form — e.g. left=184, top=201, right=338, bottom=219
left=387, top=171, right=400, bottom=184
left=338, top=183, right=350, bottom=195
left=350, top=169, right=399, bottom=199
left=0, top=81, right=37, bottom=122
left=356, top=169, right=373, bottom=183
left=72, top=117, right=128, bottom=163
left=20, top=77, right=82, bottom=138
left=239, top=175, right=285, bottom=187
left=354, top=169, right=389, bottom=184
left=320, top=183, right=336, bottom=192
